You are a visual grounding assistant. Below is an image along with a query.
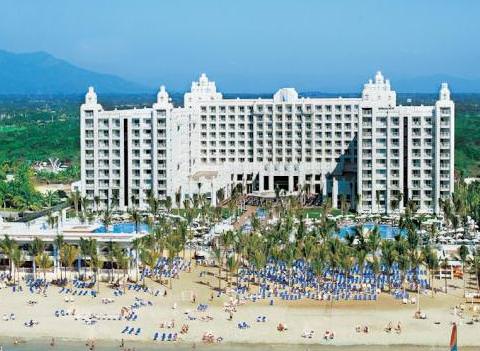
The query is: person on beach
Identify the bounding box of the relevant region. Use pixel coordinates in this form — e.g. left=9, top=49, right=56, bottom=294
left=120, top=339, right=124, bottom=348
left=50, top=337, right=55, bottom=347
left=395, top=321, right=402, bottom=334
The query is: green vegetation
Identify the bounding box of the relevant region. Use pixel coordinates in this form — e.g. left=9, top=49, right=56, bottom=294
left=0, top=163, right=64, bottom=211
left=455, top=111, right=480, bottom=177
left=35, top=165, right=80, bottom=184
left=302, top=207, right=342, bottom=218
left=0, top=117, right=79, bottom=165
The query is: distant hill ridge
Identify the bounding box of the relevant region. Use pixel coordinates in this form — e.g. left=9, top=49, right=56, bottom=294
left=0, top=49, right=479, bottom=94
left=0, top=49, right=150, bottom=94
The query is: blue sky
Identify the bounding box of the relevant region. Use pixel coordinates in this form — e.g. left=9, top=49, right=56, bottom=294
left=0, top=0, right=478, bottom=92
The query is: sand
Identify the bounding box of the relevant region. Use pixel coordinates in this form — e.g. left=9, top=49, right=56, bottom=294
left=0, top=265, right=479, bottom=348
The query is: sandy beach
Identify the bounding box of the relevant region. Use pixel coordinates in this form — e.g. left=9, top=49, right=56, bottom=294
left=0, top=264, right=479, bottom=349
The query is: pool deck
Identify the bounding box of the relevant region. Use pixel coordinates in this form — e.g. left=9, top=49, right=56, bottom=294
left=0, top=219, right=143, bottom=243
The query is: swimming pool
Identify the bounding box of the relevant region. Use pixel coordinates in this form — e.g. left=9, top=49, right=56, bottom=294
left=338, top=223, right=403, bottom=239
left=94, top=222, right=150, bottom=234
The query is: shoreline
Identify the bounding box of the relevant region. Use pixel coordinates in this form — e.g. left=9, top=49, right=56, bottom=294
left=1, top=336, right=480, bottom=350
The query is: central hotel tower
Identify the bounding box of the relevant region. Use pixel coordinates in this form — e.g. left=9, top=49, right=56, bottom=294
left=81, top=72, right=454, bottom=214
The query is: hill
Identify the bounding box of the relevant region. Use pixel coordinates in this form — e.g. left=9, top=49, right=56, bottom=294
left=0, top=50, right=150, bottom=94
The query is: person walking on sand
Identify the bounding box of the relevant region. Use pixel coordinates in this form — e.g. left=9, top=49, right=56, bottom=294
left=50, top=337, right=55, bottom=347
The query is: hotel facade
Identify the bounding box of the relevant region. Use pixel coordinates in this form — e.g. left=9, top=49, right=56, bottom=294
left=80, top=72, right=454, bottom=214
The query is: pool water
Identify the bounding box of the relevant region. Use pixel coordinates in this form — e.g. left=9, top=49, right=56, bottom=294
left=94, top=222, right=149, bottom=234
left=338, top=223, right=403, bottom=239
left=256, top=208, right=267, bottom=219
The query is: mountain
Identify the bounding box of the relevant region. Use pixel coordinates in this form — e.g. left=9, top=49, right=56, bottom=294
left=0, top=50, right=150, bottom=94
left=394, top=74, right=480, bottom=93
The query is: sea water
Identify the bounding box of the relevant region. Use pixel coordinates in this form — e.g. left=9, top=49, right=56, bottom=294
left=0, top=339, right=473, bottom=351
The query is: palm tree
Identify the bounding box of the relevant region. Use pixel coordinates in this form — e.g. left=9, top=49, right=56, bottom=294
left=326, top=237, right=343, bottom=284
left=101, top=207, right=113, bottom=232
left=468, top=251, right=480, bottom=294
left=395, top=240, right=409, bottom=297
left=60, top=244, right=79, bottom=287
left=369, top=255, right=381, bottom=289
left=428, top=223, right=438, bottom=243
left=131, top=238, right=143, bottom=282
left=175, top=188, right=182, bottom=214
left=11, top=246, right=24, bottom=285
left=311, top=255, right=326, bottom=295
left=457, top=245, right=469, bottom=295
left=213, top=247, right=223, bottom=292
left=216, top=188, right=225, bottom=207
left=165, top=232, right=183, bottom=288
left=30, top=237, right=45, bottom=279
left=380, top=240, right=397, bottom=291
left=140, top=248, right=160, bottom=287
left=69, top=190, right=81, bottom=218
left=225, top=255, right=239, bottom=288
left=422, top=245, right=439, bottom=297
left=90, top=253, right=104, bottom=293
left=79, top=238, right=91, bottom=278
left=390, top=191, right=403, bottom=215
left=147, top=193, right=161, bottom=221
left=85, top=238, right=98, bottom=280
left=441, top=256, right=450, bottom=294
left=128, top=207, right=142, bottom=234
left=114, top=248, right=129, bottom=293
left=53, top=234, right=65, bottom=280
left=105, top=241, right=120, bottom=282
left=35, top=252, right=53, bottom=281
left=0, top=235, right=17, bottom=280
left=164, top=196, right=172, bottom=213
left=340, top=194, right=349, bottom=215
left=43, top=190, right=59, bottom=208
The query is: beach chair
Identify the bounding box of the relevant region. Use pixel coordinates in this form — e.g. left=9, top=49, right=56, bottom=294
left=153, top=332, right=159, bottom=341
left=121, top=326, right=129, bottom=334
left=135, top=328, right=141, bottom=336
left=161, top=333, right=166, bottom=341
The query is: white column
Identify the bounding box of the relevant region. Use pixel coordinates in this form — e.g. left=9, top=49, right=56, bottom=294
left=322, top=174, right=327, bottom=197
left=332, top=177, right=338, bottom=208
left=288, top=175, right=294, bottom=193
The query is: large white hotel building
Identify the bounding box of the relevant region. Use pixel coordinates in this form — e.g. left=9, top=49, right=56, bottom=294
left=80, top=72, right=454, bottom=214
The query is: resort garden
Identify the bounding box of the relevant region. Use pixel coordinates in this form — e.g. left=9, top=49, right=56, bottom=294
left=1, top=179, right=480, bottom=304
